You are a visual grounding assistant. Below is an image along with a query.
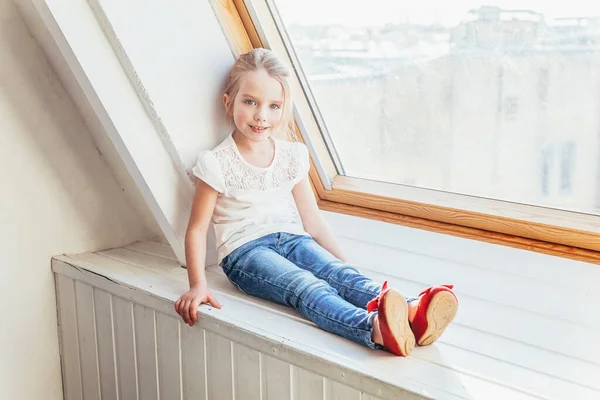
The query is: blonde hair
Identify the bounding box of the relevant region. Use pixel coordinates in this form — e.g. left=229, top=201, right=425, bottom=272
left=223, top=48, right=297, bottom=141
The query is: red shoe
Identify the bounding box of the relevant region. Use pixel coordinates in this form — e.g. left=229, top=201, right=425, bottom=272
left=410, top=285, right=458, bottom=346
left=367, top=281, right=415, bottom=356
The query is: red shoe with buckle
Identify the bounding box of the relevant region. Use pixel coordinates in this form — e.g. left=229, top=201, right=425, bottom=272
left=367, top=281, right=415, bottom=356
left=410, top=285, right=458, bottom=346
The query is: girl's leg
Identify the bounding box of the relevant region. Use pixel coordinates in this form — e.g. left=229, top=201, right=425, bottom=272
left=222, top=243, right=381, bottom=349
left=282, top=234, right=417, bottom=308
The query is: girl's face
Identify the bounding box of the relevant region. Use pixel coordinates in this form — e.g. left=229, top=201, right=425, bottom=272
left=224, top=69, right=284, bottom=143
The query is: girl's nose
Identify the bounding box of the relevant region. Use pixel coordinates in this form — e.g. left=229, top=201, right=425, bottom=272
left=255, top=107, right=267, bottom=121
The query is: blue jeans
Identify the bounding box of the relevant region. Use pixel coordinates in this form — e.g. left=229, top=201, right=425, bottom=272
left=220, top=232, right=415, bottom=349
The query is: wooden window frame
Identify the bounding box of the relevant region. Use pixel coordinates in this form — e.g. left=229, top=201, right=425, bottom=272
left=213, top=0, right=600, bottom=265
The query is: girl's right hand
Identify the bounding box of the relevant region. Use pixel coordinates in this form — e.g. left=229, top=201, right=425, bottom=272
left=175, top=283, right=222, bottom=326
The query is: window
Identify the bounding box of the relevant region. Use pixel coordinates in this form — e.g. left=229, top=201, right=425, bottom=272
left=270, top=1, right=600, bottom=214
left=503, top=96, right=519, bottom=121
left=538, top=68, right=548, bottom=106
left=227, top=0, right=600, bottom=256
left=541, top=144, right=553, bottom=196
left=540, top=141, right=576, bottom=196
left=560, top=142, right=576, bottom=194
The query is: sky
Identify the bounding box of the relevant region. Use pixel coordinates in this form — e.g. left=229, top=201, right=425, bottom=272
left=273, top=0, right=600, bottom=27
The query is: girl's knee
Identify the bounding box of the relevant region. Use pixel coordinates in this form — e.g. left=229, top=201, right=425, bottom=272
left=326, top=260, right=360, bottom=277
left=294, top=277, right=337, bottom=303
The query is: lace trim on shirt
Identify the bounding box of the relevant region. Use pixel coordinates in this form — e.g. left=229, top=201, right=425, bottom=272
left=214, top=143, right=301, bottom=191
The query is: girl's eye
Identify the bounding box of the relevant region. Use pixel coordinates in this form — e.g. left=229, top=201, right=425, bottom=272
left=245, top=99, right=256, bottom=105
left=270, top=104, right=280, bottom=110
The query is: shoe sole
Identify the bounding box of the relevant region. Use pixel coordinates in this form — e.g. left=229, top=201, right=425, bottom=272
left=417, top=290, right=458, bottom=346
left=381, top=289, right=415, bottom=356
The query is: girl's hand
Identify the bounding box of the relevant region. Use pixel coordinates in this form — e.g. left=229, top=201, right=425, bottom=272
left=175, top=283, right=222, bottom=326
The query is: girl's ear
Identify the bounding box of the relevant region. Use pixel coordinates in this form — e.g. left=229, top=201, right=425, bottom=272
left=223, top=93, right=232, bottom=116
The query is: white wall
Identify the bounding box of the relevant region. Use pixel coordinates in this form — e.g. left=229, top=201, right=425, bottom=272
left=0, top=0, right=162, bottom=398
left=15, top=0, right=237, bottom=265
left=90, top=0, right=234, bottom=169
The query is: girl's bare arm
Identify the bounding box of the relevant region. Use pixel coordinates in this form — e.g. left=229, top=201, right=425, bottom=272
left=175, top=179, right=221, bottom=326
left=185, top=179, right=219, bottom=286
left=292, top=177, right=348, bottom=262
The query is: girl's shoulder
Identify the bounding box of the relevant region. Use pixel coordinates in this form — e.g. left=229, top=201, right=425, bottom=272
left=273, top=138, right=310, bottom=182
left=192, top=149, right=225, bottom=193
left=197, top=133, right=238, bottom=171
left=191, top=135, right=235, bottom=193
left=273, top=136, right=308, bottom=160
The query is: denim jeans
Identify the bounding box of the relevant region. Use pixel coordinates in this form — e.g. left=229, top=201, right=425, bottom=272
left=220, top=232, right=415, bottom=349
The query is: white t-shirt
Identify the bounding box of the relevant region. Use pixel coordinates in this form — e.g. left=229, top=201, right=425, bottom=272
left=192, top=131, right=311, bottom=264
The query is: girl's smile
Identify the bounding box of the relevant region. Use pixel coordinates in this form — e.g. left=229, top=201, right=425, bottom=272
left=249, top=124, right=270, bottom=134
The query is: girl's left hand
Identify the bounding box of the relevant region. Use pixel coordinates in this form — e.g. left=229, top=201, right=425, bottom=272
left=174, top=283, right=222, bottom=326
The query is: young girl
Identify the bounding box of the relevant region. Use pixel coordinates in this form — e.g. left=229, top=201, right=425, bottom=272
left=174, top=48, right=458, bottom=356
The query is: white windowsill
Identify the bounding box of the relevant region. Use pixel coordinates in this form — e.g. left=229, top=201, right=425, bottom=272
left=53, top=212, right=600, bottom=399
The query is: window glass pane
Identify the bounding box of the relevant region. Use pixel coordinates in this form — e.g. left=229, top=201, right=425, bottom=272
left=272, top=0, right=600, bottom=215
